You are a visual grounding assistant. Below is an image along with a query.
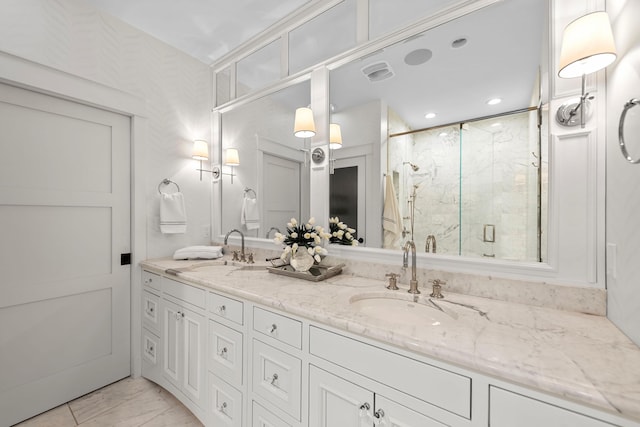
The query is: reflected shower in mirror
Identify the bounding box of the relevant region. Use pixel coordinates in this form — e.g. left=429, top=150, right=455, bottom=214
left=329, top=0, right=548, bottom=261
left=220, top=80, right=311, bottom=237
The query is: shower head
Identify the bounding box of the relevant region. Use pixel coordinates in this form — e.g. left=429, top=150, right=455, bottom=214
left=403, top=161, right=419, bottom=171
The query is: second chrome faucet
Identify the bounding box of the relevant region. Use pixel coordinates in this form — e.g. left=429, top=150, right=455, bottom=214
left=402, top=240, right=419, bottom=294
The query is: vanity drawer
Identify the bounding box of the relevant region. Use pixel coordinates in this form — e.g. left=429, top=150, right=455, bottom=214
left=163, top=277, right=205, bottom=309
left=141, top=327, right=162, bottom=382
left=253, top=307, right=302, bottom=350
left=252, top=339, right=301, bottom=420
left=209, top=373, right=243, bottom=427
left=209, top=320, right=243, bottom=386
left=142, top=270, right=161, bottom=293
left=142, top=290, right=160, bottom=332
left=489, top=387, right=617, bottom=427
left=252, top=401, right=292, bottom=427
left=309, top=326, right=471, bottom=419
left=209, top=292, right=244, bottom=325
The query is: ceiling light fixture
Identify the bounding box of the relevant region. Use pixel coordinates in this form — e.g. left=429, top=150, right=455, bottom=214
left=425, top=112, right=437, bottom=119
left=487, top=98, right=502, bottom=105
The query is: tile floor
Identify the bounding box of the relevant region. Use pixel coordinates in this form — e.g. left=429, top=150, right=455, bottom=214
left=14, top=377, right=203, bottom=427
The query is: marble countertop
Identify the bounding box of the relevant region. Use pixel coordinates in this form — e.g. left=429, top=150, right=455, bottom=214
left=141, top=257, right=640, bottom=422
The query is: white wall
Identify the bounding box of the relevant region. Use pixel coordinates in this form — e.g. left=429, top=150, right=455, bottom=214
left=606, top=0, right=640, bottom=346
left=0, top=0, right=213, bottom=259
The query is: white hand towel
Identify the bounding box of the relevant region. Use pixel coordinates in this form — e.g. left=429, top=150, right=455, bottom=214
left=382, top=174, right=403, bottom=249
left=241, top=196, right=260, bottom=231
left=173, top=246, right=224, bottom=260
left=160, top=192, right=187, bottom=234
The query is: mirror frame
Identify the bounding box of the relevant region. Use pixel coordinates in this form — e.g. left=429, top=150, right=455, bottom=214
left=213, top=0, right=563, bottom=281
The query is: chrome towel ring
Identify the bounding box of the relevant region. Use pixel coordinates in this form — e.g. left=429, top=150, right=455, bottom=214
left=618, top=98, right=640, bottom=164
left=158, top=178, right=181, bottom=194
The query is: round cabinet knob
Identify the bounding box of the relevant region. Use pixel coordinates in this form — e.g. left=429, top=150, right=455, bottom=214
left=219, top=347, right=228, bottom=358
left=270, top=373, right=279, bottom=385
left=218, top=402, right=227, bottom=413
left=374, top=408, right=386, bottom=425
left=218, top=305, right=226, bottom=315
left=359, top=402, right=371, bottom=418
left=269, top=324, right=277, bottom=334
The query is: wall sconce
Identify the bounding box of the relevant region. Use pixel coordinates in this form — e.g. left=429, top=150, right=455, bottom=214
left=192, top=139, right=211, bottom=181
left=556, top=11, right=617, bottom=128
left=329, top=123, right=342, bottom=174
left=294, top=107, right=316, bottom=138
left=221, top=148, right=239, bottom=184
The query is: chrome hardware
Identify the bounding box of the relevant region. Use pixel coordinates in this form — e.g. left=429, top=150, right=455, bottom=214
left=269, top=324, right=277, bottom=334
left=374, top=408, right=385, bottom=425
left=402, top=240, right=420, bottom=294
left=619, top=98, right=640, bottom=164
left=429, top=279, right=446, bottom=299
left=219, top=347, right=228, bottom=358
left=218, top=402, right=227, bottom=413
left=175, top=311, right=184, bottom=320
left=270, top=373, right=279, bottom=385
left=232, top=250, right=239, bottom=261
left=425, top=234, right=437, bottom=253
left=265, top=226, right=281, bottom=239
left=248, top=252, right=255, bottom=263
left=224, top=229, right=245, bottom=263
left=359, top=402, right=371, bottom=418
left=385, top=273, right=399, bottom=290
left=217, top=305, right=226, bottom=315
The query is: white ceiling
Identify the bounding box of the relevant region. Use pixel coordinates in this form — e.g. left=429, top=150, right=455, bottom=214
left=84, top=0, right=311, bottom=64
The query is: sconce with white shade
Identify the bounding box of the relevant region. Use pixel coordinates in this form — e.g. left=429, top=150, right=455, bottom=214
left=556, top=11, right=617, bottom=128
left=329, top=123, right=343, bottom=174
left=222, top=148, right=239, bottom=184
left=294, top=107, right=322, bottom=165
left=192, top=139, right=211, bottom=181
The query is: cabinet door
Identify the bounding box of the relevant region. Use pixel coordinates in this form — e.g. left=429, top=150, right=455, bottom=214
left=375, top=395, right=447, bottom=427
left=309, top=365, right=373, bottom=427
left=162, top=299, right=181, bottom=389
left=182, top=306, right=206, bottom=409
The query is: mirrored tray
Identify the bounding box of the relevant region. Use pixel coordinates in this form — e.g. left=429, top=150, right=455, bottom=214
left=267, top=263, right=344, bottom=282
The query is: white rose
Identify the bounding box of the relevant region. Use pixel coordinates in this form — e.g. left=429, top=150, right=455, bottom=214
left=287, top=222, right=293, bottom=228
left=339, top=222, right=347, bottom=229
left=291, top=232, right=298, bottom=238
left=292, top=243, right=298, bottom=251
left=332, top=231, right=338, bottom=237
left=345, top=232, right=352, bottom=239
left=351, top=240, right=359, bottom=246
left=337, top=230, right=344, bottom=237
left=347, top=228, right=355, bottom=234
left=307, top=247, right=314, bottom=255
left=314, top=236, right=321, bottom=244
left=314, top=254, right=321, bottom=263
left=308, top=217, right=315, bottom=225
left=318, top=247, right=328, bottom=255
left=290, top=218, right=298, bottom=226
left=304, top=233, right=311, bottom=239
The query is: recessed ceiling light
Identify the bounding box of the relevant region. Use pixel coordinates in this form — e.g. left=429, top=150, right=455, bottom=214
left=425, top=112, right=436, bottom=119
left=487, top=98, right=502, bottom=105
left=491, top=122, right=502, bottom=127
left=404, top=48, right=433, bottom=66
left=451, top=37, right=468, bottom=49
left=439, top=132, right=448, bottom=137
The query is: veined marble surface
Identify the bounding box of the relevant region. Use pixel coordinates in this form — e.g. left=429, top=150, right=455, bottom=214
left=141, top=257, right=640, bottom=423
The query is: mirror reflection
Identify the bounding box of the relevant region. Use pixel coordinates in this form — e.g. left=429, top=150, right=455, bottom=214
left=220, top=80, right=311, bottom=237
left=329, top=0, right=548, bottom=261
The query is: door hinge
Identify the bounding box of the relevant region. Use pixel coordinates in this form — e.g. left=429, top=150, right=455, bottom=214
left=120, top=253, right=131, bottom=266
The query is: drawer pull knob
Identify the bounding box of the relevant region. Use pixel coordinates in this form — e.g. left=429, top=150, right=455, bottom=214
left=269, top=323, right=277, bottom=333
left=270, top=373, right=279, bottom=386
left=218, top=305, right=226, bottom=315
left=374, top=408, right=385, bottom=425
left=218, top=402, right=227, bottom=413
left=219, top=347, right=228, bottom=358
left=359, top=402, right=371, bottom=418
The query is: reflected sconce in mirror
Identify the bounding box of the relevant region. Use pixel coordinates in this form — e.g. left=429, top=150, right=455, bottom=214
left=221, top=148, right=239, bottom=184
left=329, top=123, right=342, bottom=174
left=193, top=139, right=213, bottom=181
left=556, top=11, right=617, bottom=128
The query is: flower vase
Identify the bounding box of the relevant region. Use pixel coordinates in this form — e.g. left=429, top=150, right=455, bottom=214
left=290, top=249, right=314, bottom=272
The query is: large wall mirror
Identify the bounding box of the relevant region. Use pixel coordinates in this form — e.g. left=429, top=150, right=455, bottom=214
left=217, top=0, right=549, bottom=264
left=220, top=79, right=311, bottom=238
left=329, top=0, right=548, bottom=262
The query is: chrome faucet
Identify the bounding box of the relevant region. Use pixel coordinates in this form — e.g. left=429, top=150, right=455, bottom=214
left=425, top=235, right=436, bottom=253
left=265, top=226, right=281, bottom=239
left=224, top=229, right=245, bottom=262
left=402, top=240, right=419, bottom=294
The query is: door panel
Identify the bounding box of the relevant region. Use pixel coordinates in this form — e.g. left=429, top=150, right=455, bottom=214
left=262, top=154, right=300, bottom=234
left=0, top=83, right=131, bottom=426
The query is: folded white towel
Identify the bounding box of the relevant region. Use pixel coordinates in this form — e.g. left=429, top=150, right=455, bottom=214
left=173, top=245, right=224, bottom=260
left=160, top=192, right=187, bottom=234
left=382, top=174, right=402, bottom=249
left=241, top=196, right=260, bottom=231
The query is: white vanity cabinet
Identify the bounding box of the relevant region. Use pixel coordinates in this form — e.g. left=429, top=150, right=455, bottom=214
left=160, top=279, right=207, bottom=412
left=309, top=365, right=446, bottom=427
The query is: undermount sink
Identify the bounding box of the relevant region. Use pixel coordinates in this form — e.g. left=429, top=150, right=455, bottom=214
left=349, top=294, right=456, bottom=326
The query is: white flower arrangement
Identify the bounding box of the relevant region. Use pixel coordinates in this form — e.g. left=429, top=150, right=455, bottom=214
left=329, top=217, right=359, bottom=246
left=273, top=217, right=331, bottom=263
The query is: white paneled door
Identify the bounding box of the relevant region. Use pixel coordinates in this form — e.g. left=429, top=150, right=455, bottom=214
left=0, top=83, right=131, bottom=426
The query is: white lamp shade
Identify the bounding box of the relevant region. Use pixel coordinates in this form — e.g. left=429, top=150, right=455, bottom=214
left=192, top=139, right=209, bottom=160
left=558, top=11, right=617, bottom=78
left=294, top=107, right=316, bottom=138
left=224, top=148, right=240, bottom=166
left=329, top=123, right=343, bottom=149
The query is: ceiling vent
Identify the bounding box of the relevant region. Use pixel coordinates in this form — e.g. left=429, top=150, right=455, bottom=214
left=361, top=61, right=394, bottom=83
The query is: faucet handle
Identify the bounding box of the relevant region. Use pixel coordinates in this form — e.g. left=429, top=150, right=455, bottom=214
left=247, top=253, right=255, bottom=264
left=385, top=273, right=400, bottom=290
left=232, top=250, right=239, bottom=261
left=429, top=279, right=446, bottom=298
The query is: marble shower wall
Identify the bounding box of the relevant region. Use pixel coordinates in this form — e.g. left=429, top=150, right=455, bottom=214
left=388, top=110, right=545, bottom=261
